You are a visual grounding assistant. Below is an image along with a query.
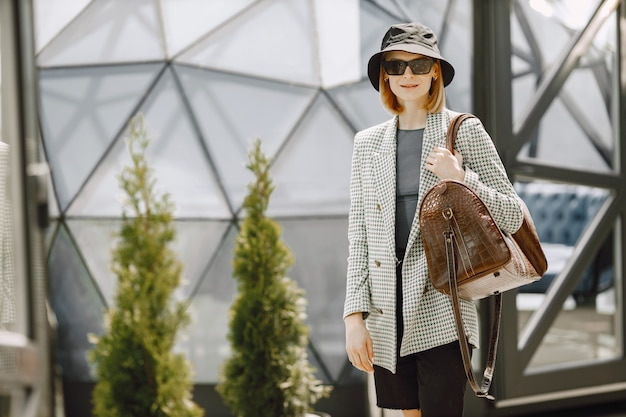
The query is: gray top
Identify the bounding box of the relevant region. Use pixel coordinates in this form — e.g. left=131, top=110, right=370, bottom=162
left=395, top=128, right=423, bottom=252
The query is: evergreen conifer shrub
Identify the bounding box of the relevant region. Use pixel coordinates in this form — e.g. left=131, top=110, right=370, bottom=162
left=88, top=115, right=203, bottom=417
left=217, top=139, right=331, bottom=417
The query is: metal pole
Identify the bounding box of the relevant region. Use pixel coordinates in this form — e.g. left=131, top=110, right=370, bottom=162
left=0, top=0, right=53, bottom=415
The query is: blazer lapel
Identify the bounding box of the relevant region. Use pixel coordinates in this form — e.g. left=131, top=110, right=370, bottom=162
left=373, top=117, right=399, bottom=258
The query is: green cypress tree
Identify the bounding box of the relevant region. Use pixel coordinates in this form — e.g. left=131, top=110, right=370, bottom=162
left=217, top=139, right=330, bottom=417
left=88, top=115, right=203, bottom=417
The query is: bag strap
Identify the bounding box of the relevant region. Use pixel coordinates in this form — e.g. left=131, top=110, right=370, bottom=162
left=446, top=113, right=477, bottom=151
left=444, top=226, right=501, bottom=400
left=444, top=113, right=502, bottom=400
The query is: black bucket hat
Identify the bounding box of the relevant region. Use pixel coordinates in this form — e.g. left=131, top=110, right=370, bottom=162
left=367, top=22, right=455, bottom=91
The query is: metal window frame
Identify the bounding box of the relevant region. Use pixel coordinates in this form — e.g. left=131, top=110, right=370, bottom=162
left=470, top=0, right=626, bottom=415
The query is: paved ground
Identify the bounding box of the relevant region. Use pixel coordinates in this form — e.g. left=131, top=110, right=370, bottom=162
left=526, top=400, right=626, bottom=417
left=371, top=400, right=626, bottom=417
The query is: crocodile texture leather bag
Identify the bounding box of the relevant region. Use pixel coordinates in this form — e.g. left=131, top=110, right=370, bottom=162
left=420, top=179, right=544, bottom=300
left=418, top=113, right=547, bottom=399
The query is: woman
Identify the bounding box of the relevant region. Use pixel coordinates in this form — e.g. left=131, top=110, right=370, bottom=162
left=343, top=23, right=524, bottom=417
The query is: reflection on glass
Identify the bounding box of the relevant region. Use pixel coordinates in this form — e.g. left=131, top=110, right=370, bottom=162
left=515, top=181, right=619, bottom=369
left=520, top=286, right=619, bottom=369
left=511, top=1, right=617, bottom=172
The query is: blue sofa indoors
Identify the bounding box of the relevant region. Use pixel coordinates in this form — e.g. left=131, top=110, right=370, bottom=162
left=515, top=182, right=613, bottom=305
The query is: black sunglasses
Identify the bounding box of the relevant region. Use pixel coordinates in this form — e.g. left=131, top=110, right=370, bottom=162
left=382, top=58, right=434, bottom=76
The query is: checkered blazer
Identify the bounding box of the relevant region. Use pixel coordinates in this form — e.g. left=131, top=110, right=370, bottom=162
left=344, top=108, right=524, bottom=373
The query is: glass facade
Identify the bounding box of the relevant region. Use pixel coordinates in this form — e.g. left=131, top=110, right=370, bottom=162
left=29, top=0, right=626, bottom=415
left=36, top=0, right=473, bottom=391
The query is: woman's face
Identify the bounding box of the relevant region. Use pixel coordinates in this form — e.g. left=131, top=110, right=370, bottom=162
left=383, top=51, right=437, bottom=107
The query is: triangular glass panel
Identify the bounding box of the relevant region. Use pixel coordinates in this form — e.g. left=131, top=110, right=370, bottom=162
left=47, top=174, right=60, bottom=219
left=160, top=0, right=258, bottom=58
left=429, top=1, right=473, bottom=112
left=360, top=1, right=401, bottom=80
left=306, top=344, right=333, bottom=385
left=170, top=220, right=231, bottom=301
left=177, top=0, right=319, bottom=86
left=280, top=217, right=350, bottom=382
left=173, top=64, right=317, bottom=213
left=44, top=221, right=59, bottom=256
left=67, top=67, right=232, bottom=219
left=67, top=218, right=230, bottom=307
left=175, top=223, right=238, bottom=383
left=313, top=0, right=360, bottom=88
left=327, top=80, right=390, bottom=131
left=39, top=64, right=164, bottom=213
left=65, top=219, right=119, bottom=308
left=48, top=223, right=104, bottom=382
left=34, top=0, right=92, bottom=53
left=364, top=0, right=406, bottom=22
left=37, top=0, right=165, bottom=67
left=268, top=93, right=354, bottom=217
left=390, top=0, right=449, bottom=35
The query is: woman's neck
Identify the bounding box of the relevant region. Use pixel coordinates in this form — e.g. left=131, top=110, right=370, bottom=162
left=398, top=106, right=428, bottom=130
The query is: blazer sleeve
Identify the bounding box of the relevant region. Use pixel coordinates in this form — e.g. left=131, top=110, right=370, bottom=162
left=456, top=117, right=524, bottom=234
left=343, top=134, right=371, bottom=319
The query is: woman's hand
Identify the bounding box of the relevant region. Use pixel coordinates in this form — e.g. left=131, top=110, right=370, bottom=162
left=425, top=146, right=465, bottom=181
left=344, top=313, right=374, bottom=373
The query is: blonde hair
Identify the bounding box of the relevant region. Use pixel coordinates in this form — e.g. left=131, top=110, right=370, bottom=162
left=379, top=59, right=446, bottom=114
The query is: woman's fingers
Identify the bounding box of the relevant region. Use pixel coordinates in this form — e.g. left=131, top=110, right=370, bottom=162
left=348, top=344, right=374, bottom=373
left=345, top=319, right=375, bottom=373
left=426, top=147, right=464, bottom=181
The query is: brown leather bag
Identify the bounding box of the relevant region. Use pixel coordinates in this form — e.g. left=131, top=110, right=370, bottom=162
left=418, top=113, right=547, bottom=399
